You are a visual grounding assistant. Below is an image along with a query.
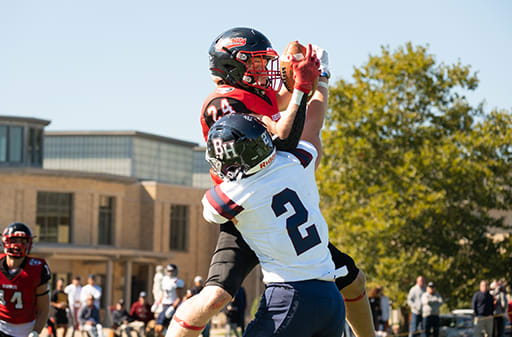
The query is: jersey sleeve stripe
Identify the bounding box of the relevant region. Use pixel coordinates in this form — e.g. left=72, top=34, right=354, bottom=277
left=214, top=185, right=244, bottom=214
left=290, top=148, right=313, bottom=168
left=205, top=187, right=243, bottom=219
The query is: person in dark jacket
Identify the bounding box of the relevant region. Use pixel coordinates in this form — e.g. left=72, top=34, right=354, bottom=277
left=79, top=295, right=103, bottom=337
left=472, top=280, right=494, bottom=337
left=112, top=299, right=133, bottom=337
left=224, top=287, right=246, bottom=337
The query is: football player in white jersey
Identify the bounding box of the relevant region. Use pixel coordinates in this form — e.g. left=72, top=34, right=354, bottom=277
left=155, top=264, right=184, bottom=337
left=200, top=111, right=345, bottom=336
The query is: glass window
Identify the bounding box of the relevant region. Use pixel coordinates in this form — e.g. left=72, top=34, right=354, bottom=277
left=35, top=128, right=43, bottom=165
left=170, top=205, right=188, bottom=251
left=9, top=127, right=23, bottom=162
left=98, top=196, right=115, bottom=245
left=0, top=126, right=6, bottom=162
left=28, top=128, right=43, bottom=166
left=36, top=192, right=73, bottom=243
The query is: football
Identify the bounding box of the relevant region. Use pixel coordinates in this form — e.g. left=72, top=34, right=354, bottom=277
left=279, top=40, right=318, bottom=98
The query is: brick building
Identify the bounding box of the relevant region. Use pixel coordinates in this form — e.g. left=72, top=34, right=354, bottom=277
left=0, top=115, right=262, bottom=318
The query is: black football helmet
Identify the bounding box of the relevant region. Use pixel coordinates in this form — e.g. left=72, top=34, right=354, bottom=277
left=209, top=27, right=281, bottom=91
left=206, top=114, right=276, bottom=181
left=2, top=222, right=33, bottom=258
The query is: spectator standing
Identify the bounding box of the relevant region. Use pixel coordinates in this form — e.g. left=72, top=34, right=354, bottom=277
left=152, top=266, right=164, bottom=315
left=472, top=280, right=494, bottom=337
left=368, top=287, right=382, bottom=332
left=79, top=295, right=103, bottom=337
left=154, top=264, right=184, bottom=337
left=408, top=276, right=426, bottom=337
left=81, top=274, right=102, bottom=309
left=129, top=291, right=152, bottom=337
left=377, top=286, right=390, bottom=336
left=190, top=276, right=204, bottom=297
left=490, top=281, right=507, bottom=337
left=50, top=278, right=69, bottom=337
left=507, top=297, right=512, bottom=326
left=64, top=275, right=82, bottom=329
left=224, top=287, right=246, bottom=337
left=421, top=282, right=443, bottom=337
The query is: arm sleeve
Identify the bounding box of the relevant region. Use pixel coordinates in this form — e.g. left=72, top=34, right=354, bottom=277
left=39, top=261, right=52, bottom=286
left=273, top=93, right=308, bottom=151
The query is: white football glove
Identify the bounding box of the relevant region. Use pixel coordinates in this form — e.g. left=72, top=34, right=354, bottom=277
left=312, top=45, right=330, bottom=79
left=164, top=305, right=175, bottom=319
left=28, top=331, right=39, bottom=337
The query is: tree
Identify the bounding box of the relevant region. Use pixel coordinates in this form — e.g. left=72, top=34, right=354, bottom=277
left=318, top=42, right=512, bottom=310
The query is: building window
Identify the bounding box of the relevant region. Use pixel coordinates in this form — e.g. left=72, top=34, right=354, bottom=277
left=28, top=128, right=43, bottom=166
left=9, top=127, right=23, bottom=162
left=98, top=196, right=115, bottom=245
left=170, top=205, right=188, bottom=251
left=0, top=125, right=23, bottom=163
left=36, top=192, right=73, bottom=243
left=0, top=126, right=6, bottom=162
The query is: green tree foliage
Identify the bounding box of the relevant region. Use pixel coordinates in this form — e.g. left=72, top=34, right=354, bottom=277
left=318, top=42, right=512, bottom=309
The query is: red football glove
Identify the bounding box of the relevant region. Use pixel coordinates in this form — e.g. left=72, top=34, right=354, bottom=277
left=291, top=43, right=321, bottom=94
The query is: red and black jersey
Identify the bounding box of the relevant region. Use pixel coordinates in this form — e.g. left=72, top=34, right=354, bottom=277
left=200, top=85, right=280, bottom=141
left=0, top=254, right=51, bottom=324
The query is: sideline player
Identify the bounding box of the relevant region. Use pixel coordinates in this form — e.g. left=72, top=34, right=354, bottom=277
left=167, top=27, right=374, bottom=337
left=155, top=264, right=184, bottom=337
left=0, top=222, right=51, bottom=337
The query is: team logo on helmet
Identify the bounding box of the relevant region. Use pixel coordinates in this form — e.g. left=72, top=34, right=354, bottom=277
left=226, top=37, right=247, bottom=49
left=212, top=139, right=238, bottom=160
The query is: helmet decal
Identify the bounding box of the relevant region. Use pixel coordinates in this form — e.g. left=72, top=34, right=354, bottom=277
left=226, top=38, right=247, bottom=49
left=212, top=138, right=238, bottom=160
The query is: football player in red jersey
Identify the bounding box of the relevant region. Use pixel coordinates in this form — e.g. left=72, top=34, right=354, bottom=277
left=167, top=27, right=374, bottom=337
left=0, top=223, right=51, bottom=337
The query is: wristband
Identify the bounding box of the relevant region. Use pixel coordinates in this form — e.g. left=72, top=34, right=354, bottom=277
left=291, top=89, right=305, bottom=106
left=320, top=71, right=331, bottom=79
left=317, top=81, right=329, bottom=90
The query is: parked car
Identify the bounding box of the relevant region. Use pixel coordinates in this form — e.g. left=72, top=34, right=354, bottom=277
left=439, top=310, right=473, bottom=337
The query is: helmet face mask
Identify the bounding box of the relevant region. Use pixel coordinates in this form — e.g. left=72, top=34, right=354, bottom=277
left=209, top=27, right=282, bottom=92
left=2, top=222, right=33, bottom=258
left=206, top=114, right=276, bottom=182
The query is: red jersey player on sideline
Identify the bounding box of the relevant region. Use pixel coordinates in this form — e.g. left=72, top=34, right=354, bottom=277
left=0, top=223, right=51, bottom=337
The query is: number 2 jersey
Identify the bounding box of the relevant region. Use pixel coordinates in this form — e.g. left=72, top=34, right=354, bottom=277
left=0, top=254, right=51, bottom=325
left=202, top=141, right=335, bottom=284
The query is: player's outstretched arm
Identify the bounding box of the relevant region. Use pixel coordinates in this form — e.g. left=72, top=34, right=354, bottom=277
left=301, top=75, right=328, bottom=168
left=260, top=44, right=320, bottom=151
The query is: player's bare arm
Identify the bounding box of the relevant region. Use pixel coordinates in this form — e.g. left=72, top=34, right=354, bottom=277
left=33, top=283, right=50, bottom=334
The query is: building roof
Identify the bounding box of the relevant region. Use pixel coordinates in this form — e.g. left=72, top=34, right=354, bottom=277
left=0, top=115, right=51, bottom=126
left=45, top=130, right=198, bottom=147
left=0, top=167, right=138, bottom=184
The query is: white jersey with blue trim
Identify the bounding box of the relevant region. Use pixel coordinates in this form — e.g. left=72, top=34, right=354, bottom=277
left=202, top=140, right=335, bottom=284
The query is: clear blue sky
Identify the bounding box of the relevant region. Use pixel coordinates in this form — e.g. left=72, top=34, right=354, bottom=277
left=1, top=0, right=511, bottom=145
